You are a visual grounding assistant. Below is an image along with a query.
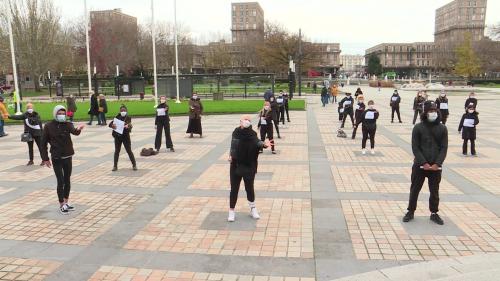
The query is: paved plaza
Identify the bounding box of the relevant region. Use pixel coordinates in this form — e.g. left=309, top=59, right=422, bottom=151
left=0, top=86, right=499, bottom=280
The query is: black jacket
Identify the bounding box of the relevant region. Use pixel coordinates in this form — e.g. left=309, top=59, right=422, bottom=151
left=464, top=97, right=477, bottom=109
left=99, top=99, right=108, bottom=113
left=390, top=94, right=401, bottom=107
left=411, top=118, right=448, bottom=166
left=360, top=109, right=379, bottom=130
left=413, top=96, right=426, bottom=111
left=340, top=96, right=354, bottom=113
left=258, top=109, right=273, bottom=127
left=230, top=126, right=264, bottom=173
left=354, top=102, right=366, bottom=124
left=89, top=94, right=99, bottom=115
left=269, top=97, right=279, bottom=120
left=155, top=103, right=170, bottom=125
left=435, top=97, right=449, bottom=116
left=9, top=111, right=43, bottom=137
left=458, top=112, right=479, bottom=140
left=109, top=114, right=133, bottom=138
left=321, top=87, right=328, bottom=98
left=41, top=121, right=81, bottom=161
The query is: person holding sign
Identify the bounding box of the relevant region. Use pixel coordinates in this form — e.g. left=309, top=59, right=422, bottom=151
left=458, top=105, right=479, bottom=156
left=155, top=96, right=174, bottom=152
left=9, top=103, right=44, bottom=165
left=109, top=105, right=137, bottom=171
left=435, top=91, right=449, bottom=125
left=464, top=92, right=477, bottom=112
left=412, top=91, right=426, bottom=125
left=403, top=101, right=448, bottom=225
left=40, top=105, right=85, bottom=215
left=390, top=90, right=402, bottom=123
left=360, top=100, right=379, bottom=155
left=257, top=101, right=276, bottom=154
left=187, top=93, right=203, bottom=138
left=339, top=92, right=355, bottom=128
left=351, top=95, right=366, bottom=139
left=277, top=91, right=286, bottom=125
left=269, top=96, right=281, bottom=138
left=283, top=92, right=291, bottom=122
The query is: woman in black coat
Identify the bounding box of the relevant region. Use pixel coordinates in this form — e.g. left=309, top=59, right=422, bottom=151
left=109, top=105, right=137, bottom=171
left=435, top=91, right=449, bottom=125
left=464, top=92, right=478, bottom=112
left=9, top=103, right=43, bottom=165
left=458, top=105, right=479, bottom=156
left=87, top=91, right=100, bottom=125
left=269, top=96, right=281, bottom=138
left=351, top=95, right=365, bottom=139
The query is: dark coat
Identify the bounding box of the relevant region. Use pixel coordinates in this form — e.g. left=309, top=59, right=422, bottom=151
left=9, top=111, right=43, bottom=137
left=390, top=94, right=401, bottom=108
left=89, top=94, right=99, bottom=115
left=339, top=96, right=354, bottom=113
left=411, top=117, right=448, bottom=166
left=264, top=90, right=273, bottom=101
left=155, top=102, right=170, bottom=125
left=41, top=121, right=81, bottom=161
left=269, top=97, right=279, bottom=121
left=99, top=99, right=108, bottom=113
left=413, top=96, right=426, bottom=111
left=458, top=112, right=479, bottom=140
left=109, top=114, right=133, bottom=139
left=354, top=102, right=366, bottom=124
left=464, top=97, right=477, bottom=109
left=258, top=109, right=273, bottom=127
left=230, top=126, right=264, bottom=174
left=435, top=97, right=449, bottom=116
left=188, top=98, right=203, bottom=119
left=360, top=109, right=379, bottom=130
left=66, top=97, right=77, bottom=112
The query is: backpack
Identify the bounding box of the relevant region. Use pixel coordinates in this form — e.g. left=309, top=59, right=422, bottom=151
left=337, top=128, right=347, bottom=138
left=140, top=148, right=158, bottom=157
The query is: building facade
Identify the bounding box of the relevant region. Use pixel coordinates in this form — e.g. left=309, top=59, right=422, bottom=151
left=231, top=2, right=264, bottom=43
left=340, top=55, right=365, bottom=73
left=310, top=43, right=341, bottom=75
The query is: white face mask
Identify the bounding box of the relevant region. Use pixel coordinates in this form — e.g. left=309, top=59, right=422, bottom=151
left=427, top=112, right=438, bottom=122
left=192, top=96, right=198, bottom=100
left=468, top=109, right=474, bottom=114
left=241, top=119, right=251, bottom=128
left=368, top=105, right=374, bottom=109
left=56, top=114, right=66, bottom=122
left=27, top=109, right=34, bottom=114
left=359, top=100, right=364, bottom=103
left=120, top=111, right=127, bottom=117
left=264, top=106, right=270, bottom=110
left=440, top=93, right=445, bottom=97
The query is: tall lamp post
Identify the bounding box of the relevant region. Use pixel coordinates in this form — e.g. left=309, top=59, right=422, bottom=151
left=151, top=0, right=159, bottom=106
left=6, top=0, right=21, bottom=115
left=173, top=0, right=181, bottom=103
left=297, top=28, right=302, bottom=96
left=84, top=0, right=92, bottom=97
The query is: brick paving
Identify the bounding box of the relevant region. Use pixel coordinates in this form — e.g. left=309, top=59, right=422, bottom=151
left=0, top=257, right=61, bottom=281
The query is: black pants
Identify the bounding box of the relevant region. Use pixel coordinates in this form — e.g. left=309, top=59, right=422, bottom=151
left=155, top=122, right=173, bottom=149
left=332, top=96, right=337, bottom=103
left=28, top=135, right=42, bottom=161
left=341, top=110, right=354, bottom=128
left=284, top=105, right=290, bottom=121
left=273, top=119, right=280, bottom=137
left=352, top=124, right=360, bottom=139
left=441, top=115, right=448, bottom=125
left=412, top=110, right=421, bottom=125
left=407, top=164, right=441, bottom=213
left=98, top=112, right=107, bottom=125
left=229, top=164, right=256, bottom=209
left=114, top=136, right=136, bottom=167
left=362, top=126, right=376, bottom=149
left=463, top=139, right=476, bottom=155
left=88, top=114, right=100, bottom=125
left=279, top=106, right=285, bottom=124
left=52, top=157, right=72, bottom=203
left=391, top=107, right=401, bottom=122
left=259, top=124, right=275, bottom=151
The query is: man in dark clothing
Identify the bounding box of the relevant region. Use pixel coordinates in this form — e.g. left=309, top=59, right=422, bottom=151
left=321, top=86, right=328, bottom=107
left=404, top=101, right=448, bottom=225
left=228, top=115, right=270, bottom=222
left=9, top=103, right=44, bottom=165
left=109, top=105, right=137, bottom=171
left=351, top=95, right=365, bottom=139
left=435, top=91, right=449, bottom=125
left=464, top=92, right=478, bottom=112
left=277, top=91, right=286, bottom=124
left=412, top=91, right=426, bottom=125
left=87, top=91, right=99, bottom=125
left=458, top=105, right=479, bottom=156
left=390, top=90, right=402, bottom=123
left=155, top=96, right=174, bottom=152
left=41, top=105, right=85, bottom=215
left=283, top=92, right=291, bottom=122
left=360, top=100, right=379, bottom=154
left=339, top=92, right=355, bottom=128
left=264, top=89, right=273, bottom=101
left=269, top=96, right=281, bottom=138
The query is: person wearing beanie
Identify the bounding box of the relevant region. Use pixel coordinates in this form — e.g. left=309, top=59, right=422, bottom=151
left=464, top=92, right=478, bottom=112
left=40, top=105, right=85, bottom=215
left=9, top=103, right=44, bottom=165
left=257, top=101, right=276, bottom=154
left=155, top=96, right=174, bottom=152
left=390, top=90, right=402, bottom=123
left=227, top=115, right=270, bottom=222
left=458, top=105, right=479, bottom=156
left=340, top=92, right=355, bottom=128
left=351, top=94, right=366, bottom=139
left=0, top=96, right=10, bottom=137
left=412, top=91, right=426, bottom=125
left=109, top=104, right=137, bottom=171
left=435, top=91, right=450, bottom=125
left=360, top=100, right=379, bottom=155
left=404, top=101, right=448, bottom=225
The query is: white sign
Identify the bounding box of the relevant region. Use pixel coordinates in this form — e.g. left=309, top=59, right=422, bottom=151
left=113, top=118, right=125, bottom=134
left=122, top=84, right=129, bottom=93
left=260, top=117, right=267, bottom=125
left=277, top=98, right=284, bottom=103
left=439, top=103, right=448, bottom=110
left=157, top=108, right=166, bottom=116
left=463, top=118, right=475, bottom=127
left=365, top=111, right=375, bottom=120
left=391, top=97, right=398, bottom=102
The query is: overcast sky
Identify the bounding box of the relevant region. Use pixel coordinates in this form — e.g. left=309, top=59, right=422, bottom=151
left=54, top=0, right=500, bottom=55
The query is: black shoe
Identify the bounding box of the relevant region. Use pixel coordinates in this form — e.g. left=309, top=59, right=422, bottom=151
left=170, top=148, right=175, bottom=152
left=65, top=203, right=75, bottom=211
left=156, top=149, right=160, bottom=153
left=430, top=213, right=444, bottom=225
left=26, top=161, right=34, bottom=166
left=391, top=120, right=394, bottom=123
left=287, top=120, right=290, bottom=122
left=112, top=166, right=117, bottom=172
left=277, top=135, right=281, bottom=139
left=403, top=211, right=414, bottom=222
left=399, top=120, right=402, bottom=123
left=60, top=205, right=69, bottom=215
left=133, top=165, right=138, bottom=171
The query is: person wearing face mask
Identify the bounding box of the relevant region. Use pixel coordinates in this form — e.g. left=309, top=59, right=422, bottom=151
left=187, top=93, right=203, bottom=138
left=458, top=105, right=479, bottom=156
left=435, top=91, right=449, bottom=125
left=268, top=95, right=281, bottom=138
left=282, top=92, right=291, bottom=122
left=321, top=86, right=328, bottom=107
left=227, top=115, right=270, bottom=222
left=340, top=92, right=355, bottom=128
left=412, top=91, right=426, bottom=125
left=257, top=102, right=276, bottom=154
left=360, top=100, right=379, bottom=155
left=0, top=96, right=9, bottom=137
left=277, top=91, right=286, bottom=125
left=40, top=105, right=85, bottom=215
left=464, top=92, right=477, bottom=112
left=155, top=96, right=174, bottom=152
left=109, top=105, right=137, bottom=171
left=403, top=101, right=448, bottom=226
left=351, top=95, right=366, bottom=139
left=9, top=103, right=44, bottom=165
left=390, top=90, right=402, bottom=123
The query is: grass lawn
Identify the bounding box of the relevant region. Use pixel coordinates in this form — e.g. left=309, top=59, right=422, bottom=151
left=4, top=99, right=305, bottom=124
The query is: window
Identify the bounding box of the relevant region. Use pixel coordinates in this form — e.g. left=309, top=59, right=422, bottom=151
left=253, top=23, right=256, bottom=29
left=253, top=10, right=256, bottom=16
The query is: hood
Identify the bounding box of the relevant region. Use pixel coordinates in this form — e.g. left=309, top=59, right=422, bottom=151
left=52, top=105, right=66, bottom=120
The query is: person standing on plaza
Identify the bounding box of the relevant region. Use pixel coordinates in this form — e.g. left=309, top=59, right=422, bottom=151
left=340, top=92, right=355, bottom=128
left=458, top=105, right=479, bottom=156
left=360, top=100, right=379, bottom=155
left=312, top=81, right=317, bottom=94
left=87, top=91, right=100, bottom=125
left=277, top=91, right=286, bottom=125
left=9, top=103, right=44, bottom=165
left=109, top=105, right=137, bottom=171
left=412, top=91, right=426, bottom=125
left=283, top=91, right=291, bottom=122
left=227, top=115, right=270, bottom=222
left=258, top=101, right=276, bottom=154
left=390, top=90, right=402, bottom=123
left=435, top=91, right=449, bottom=125
left=187, top=93, right=203, bottom=138
left=98, top=94, right=108, bottom=126
left=155, top=96, right=174, bottom=152
left=0, top=96, right=9, bottom=137
left=403, top=101, right=448, bottom=225
left=66, top=94, right=77, bottom=122
left=354, top=87, right=363, bottom=99
left=269, top=95, right=281, bottom=138
left=331, top=84, right=339, bottom=104
left=264, top=89, right=273, bottom=101
left=351, top=94, right=366, bottom=139
left=464, top=92, right=477, bottom=111
left=40, top=105, right=85, bottom=214
left=321, top=86, right=328, bottom=107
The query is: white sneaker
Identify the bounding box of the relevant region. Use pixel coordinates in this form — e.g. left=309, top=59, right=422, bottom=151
left=362, top=149, right=366, bottom=155
left=60, top=204, right=69, bottom=215
left=371, top=149, right=375, bottom=155
left=228, top=210, right=235, bottom=222
left=250, top=207, right=260, bottom=219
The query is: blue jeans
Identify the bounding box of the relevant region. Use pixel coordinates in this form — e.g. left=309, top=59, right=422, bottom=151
left=0, top=119, right=5, bottom=136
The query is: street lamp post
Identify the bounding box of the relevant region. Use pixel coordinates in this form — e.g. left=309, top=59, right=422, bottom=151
left=6, top=0, right=22, bottom=115
left=173, top=0, right=181, bottom=103
left=151, top=0, right=159, bottom=107
left=84, top=0, right=92, bottom=97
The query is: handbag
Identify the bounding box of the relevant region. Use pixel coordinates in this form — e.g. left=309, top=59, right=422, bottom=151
left=21, top=132, right=33, bottom=142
